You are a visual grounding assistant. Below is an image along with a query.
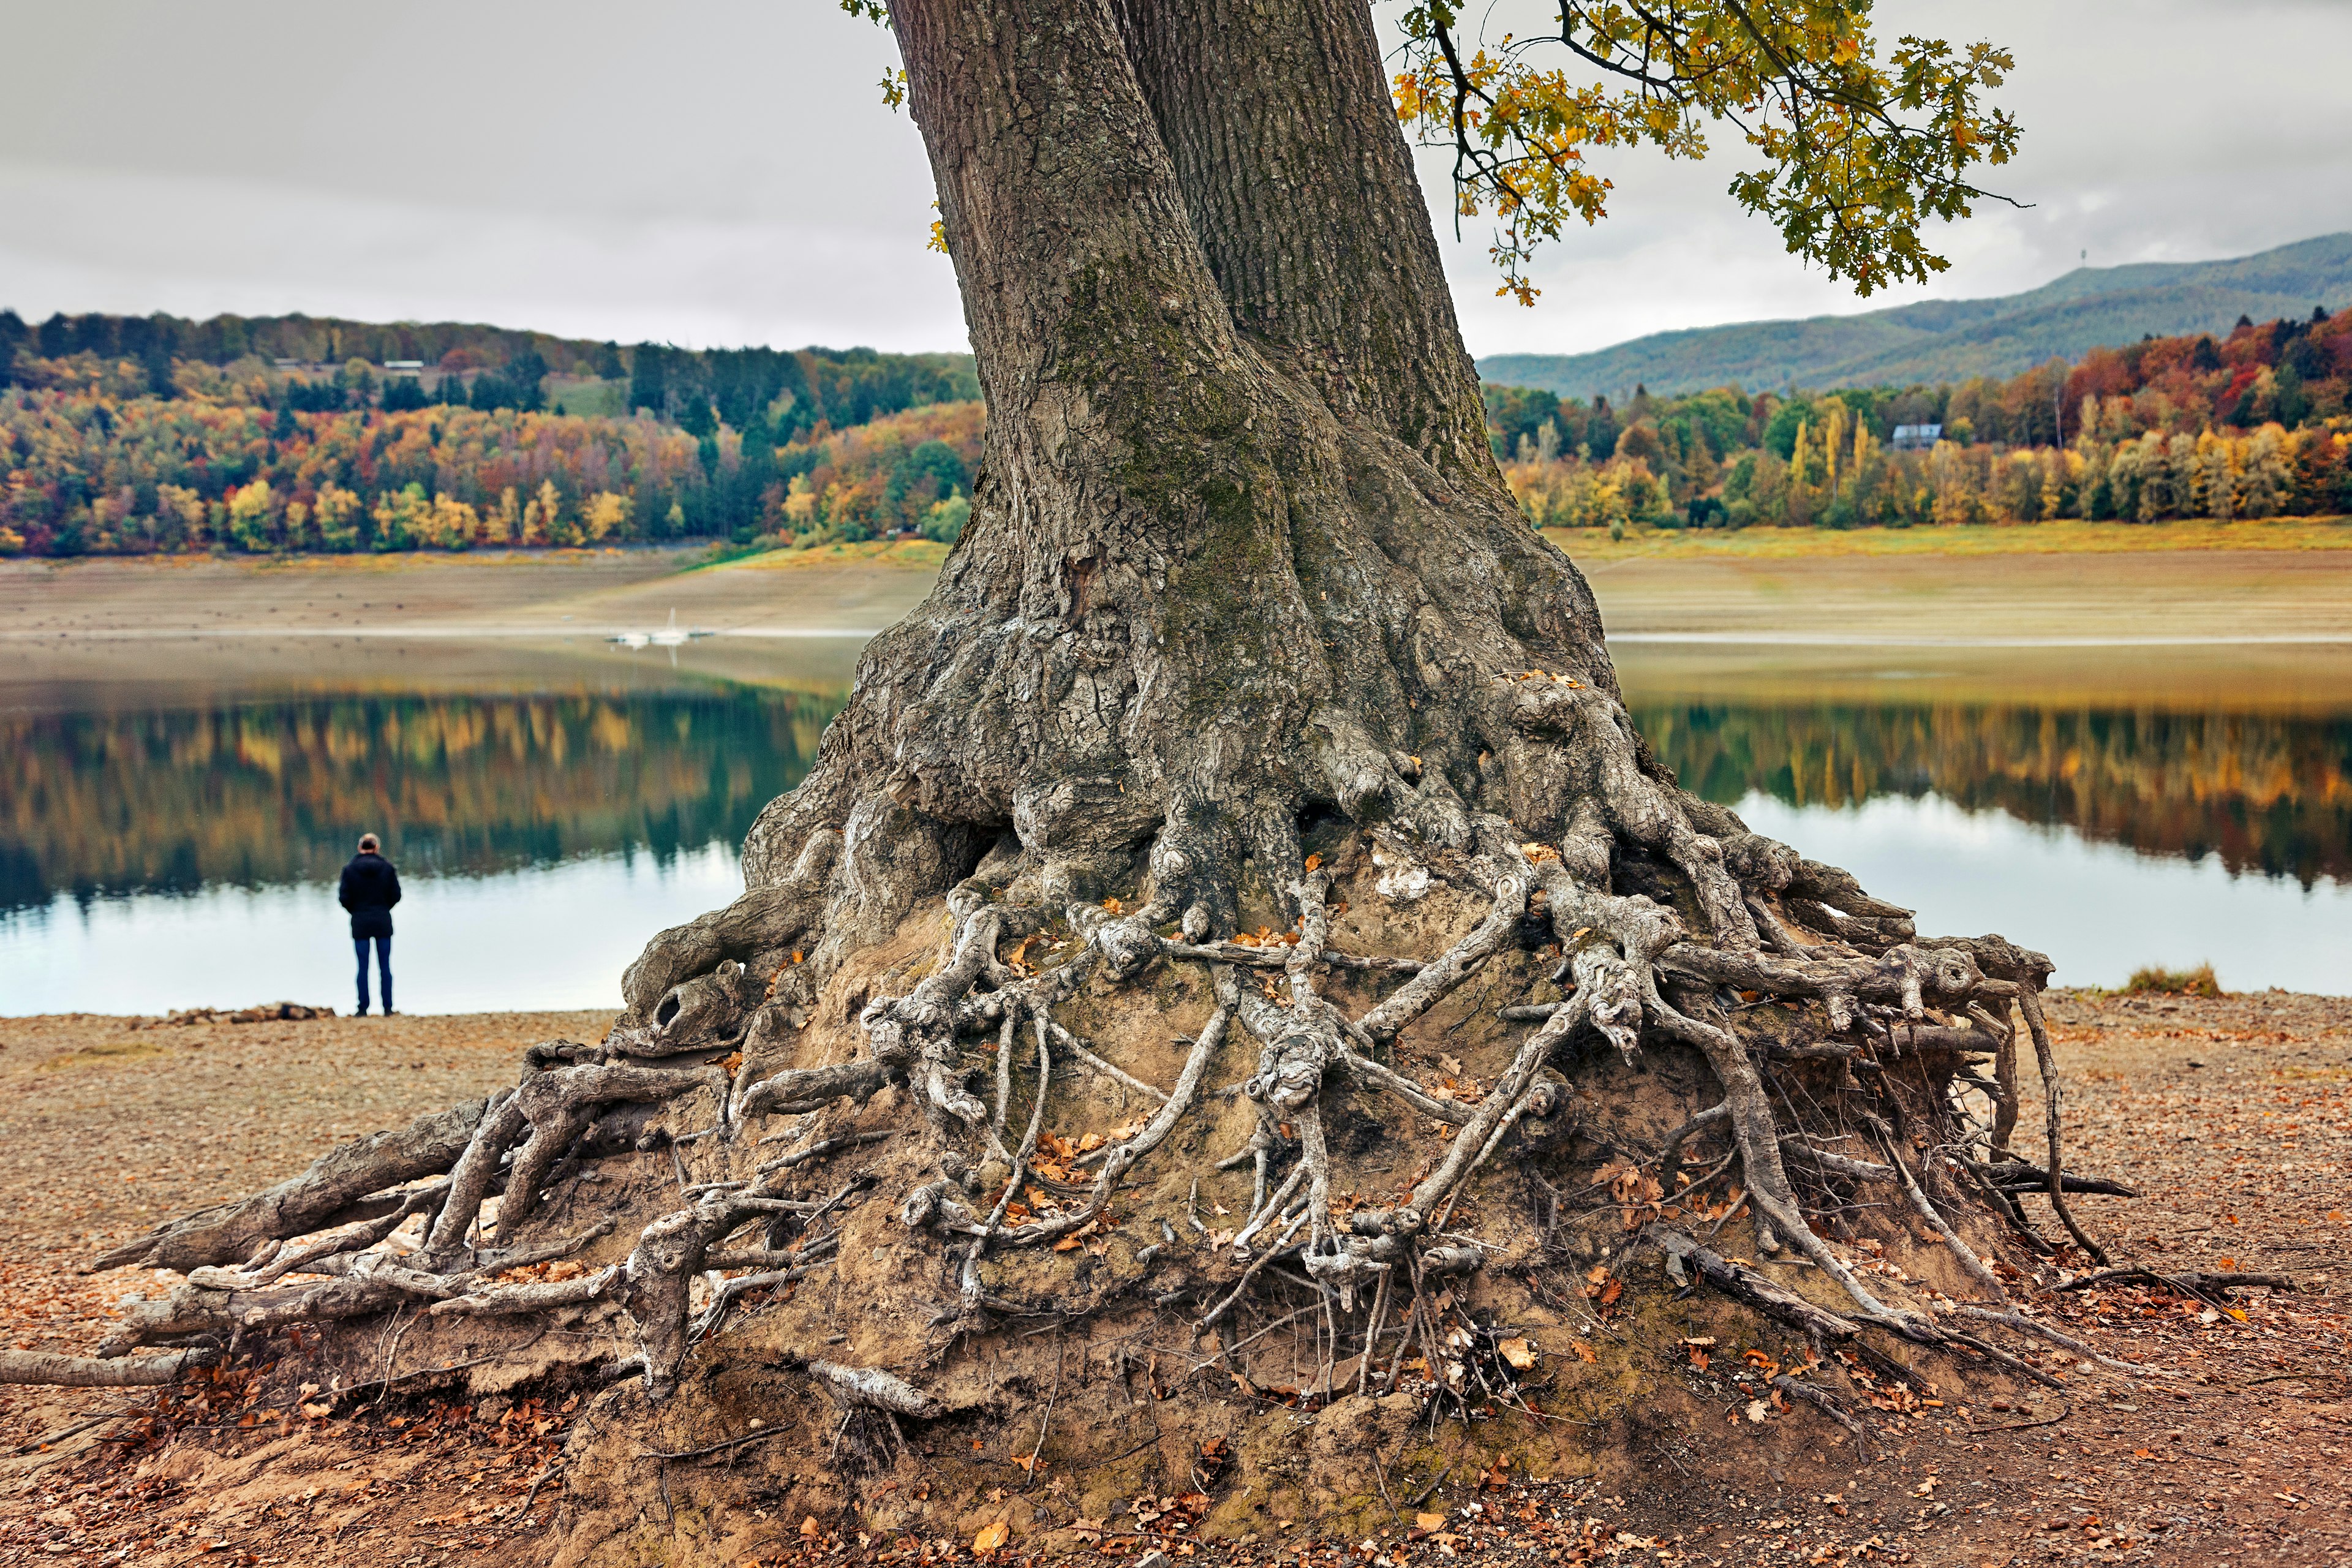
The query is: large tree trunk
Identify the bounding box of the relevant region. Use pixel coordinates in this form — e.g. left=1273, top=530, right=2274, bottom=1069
left=729, top=0, right=1672, bottom=953
left=43, top=1, right=2110, bottom=1555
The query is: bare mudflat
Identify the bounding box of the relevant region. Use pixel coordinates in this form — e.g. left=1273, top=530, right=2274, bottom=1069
left=0, top=546, right=943, bottom=693
left=7, top=529, right=2351, bottom=684
left=0, top=995, right=2343, bottom=1566
left=12, top=541, right=2350, bottom=719
left=1585, top=546, right=2352, bottom=647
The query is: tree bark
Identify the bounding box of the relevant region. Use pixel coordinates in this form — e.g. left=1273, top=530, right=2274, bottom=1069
left=1113, top=0, right=1496, bottom=465
left=732, top=0, right=1631, bottom=965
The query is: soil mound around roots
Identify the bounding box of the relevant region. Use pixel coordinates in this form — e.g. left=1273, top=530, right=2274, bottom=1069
left=0, top=990, right=2344, bottom=1562
left=10, top=820, right=2268, bottom=1565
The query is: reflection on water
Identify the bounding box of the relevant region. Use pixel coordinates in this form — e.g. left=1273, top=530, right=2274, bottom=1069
left=1733, top=793, right=2352, bottom=997
left=1, top=685, right=840, bottom=914
left=9, top=846, right=747, bottom=1017
left=1, top=638, right=2346, bottom=1008
left=1636, top=701, right=2352, bottom=888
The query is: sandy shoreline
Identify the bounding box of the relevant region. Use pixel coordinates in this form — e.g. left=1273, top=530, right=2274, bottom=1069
left=9, top=540, right=2352, bottom=713
left=0, top=546, right=939, bottom=641
left=6, top=538, right=2352, bottom=656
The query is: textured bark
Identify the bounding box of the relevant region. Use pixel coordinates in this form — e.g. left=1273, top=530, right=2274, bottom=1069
left=89, top=1096, right=494, bottom=1273
left=1113, top=0, right=1494, bottom=462
left=736, top=0, right=1621, bottom=958
left=0, top=1349, right=213, bottom=1388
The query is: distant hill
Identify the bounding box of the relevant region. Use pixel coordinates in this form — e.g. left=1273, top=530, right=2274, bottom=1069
left=0, top=307, right=974, bottom=385
left=1479, top=232, right=2352, bottom=398
left=0, top=307, right=978, bottom=437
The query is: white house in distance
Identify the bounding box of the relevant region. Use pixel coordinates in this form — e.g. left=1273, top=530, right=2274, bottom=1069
left=1890, top=422, right=1943, bottom=451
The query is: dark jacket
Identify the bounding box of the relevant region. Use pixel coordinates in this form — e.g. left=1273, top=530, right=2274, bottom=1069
left=338, top=851, right=402, bottom=938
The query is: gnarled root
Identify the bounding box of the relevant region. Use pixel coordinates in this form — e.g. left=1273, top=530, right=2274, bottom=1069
left=88, top=1095, right=500, bottom=1274
left=29, top=712, right=2108, bottom=1518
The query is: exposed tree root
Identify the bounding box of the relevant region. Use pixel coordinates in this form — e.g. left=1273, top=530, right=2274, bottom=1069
left=88, top=1096, right=499, bottom=1273
left=2056, top=1268, right=2298, bottom=1301
left=0, top=1349, right=214, bottom=1388
left=26, top=698, right=2120, bottom=1548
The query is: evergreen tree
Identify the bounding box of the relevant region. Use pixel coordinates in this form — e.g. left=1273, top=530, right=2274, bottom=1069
left=2274, top=361, right=2311, bottom=428
left=0, top=309, right=26, bottom=387
left=733, top=410, right=779, bottom=529
left=507, top=347, right=548, bottom=413
left=1584, top=394, right=1620, bottom=461
left=628, top=344, right=668, bottom=417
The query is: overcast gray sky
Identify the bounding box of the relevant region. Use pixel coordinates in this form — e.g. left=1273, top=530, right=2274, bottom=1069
left=3, top=1, right=2350, bottom=359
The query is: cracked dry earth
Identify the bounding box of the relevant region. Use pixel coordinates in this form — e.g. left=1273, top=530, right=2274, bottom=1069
left=0, top=991, right=2346, bottom=1568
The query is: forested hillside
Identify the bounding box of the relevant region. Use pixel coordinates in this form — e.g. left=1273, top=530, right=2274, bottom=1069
left=1486, top=307, right=2352, bottom=532
left=0, top=310, right=980, bottom=556
left=0, top=309, right=974, bottom=435
left=1481, top=232, right=2352, bottom=399
left=6, top=298, right=2348, bottom=558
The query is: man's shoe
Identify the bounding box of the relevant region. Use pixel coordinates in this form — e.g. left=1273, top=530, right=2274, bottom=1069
left=356, top=1006, right=369, bottom=1017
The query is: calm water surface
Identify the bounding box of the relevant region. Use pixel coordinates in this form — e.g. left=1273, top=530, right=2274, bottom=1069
left=4, top=638, right=2346, bottom=1010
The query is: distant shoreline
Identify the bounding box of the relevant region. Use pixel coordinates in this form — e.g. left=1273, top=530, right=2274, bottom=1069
left=1547, top=513, right=2352, bottom=562
left=7, top=526, right=2352, bottom=665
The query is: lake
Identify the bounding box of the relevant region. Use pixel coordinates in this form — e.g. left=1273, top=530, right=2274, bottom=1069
left=3, top=635, right=2347, bottom=1010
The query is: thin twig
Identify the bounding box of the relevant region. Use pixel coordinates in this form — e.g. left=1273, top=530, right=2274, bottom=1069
left=1966, top=1400, right=2070, bottom=1434
left=1025, top=1335, right=1063, bottom=1488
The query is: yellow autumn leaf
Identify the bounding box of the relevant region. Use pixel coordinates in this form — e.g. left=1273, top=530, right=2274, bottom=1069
left=973, top=1517, right=1009, bottom=1553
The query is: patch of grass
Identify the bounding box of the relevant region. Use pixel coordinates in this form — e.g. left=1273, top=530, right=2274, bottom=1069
left=40, top=1038, right=169, bottom=1072
left=1542, top=514, right=2352, bottom=562
left=695, top=538, right=951, bottom=573
left=2122, top=962, right=2222, bottom=998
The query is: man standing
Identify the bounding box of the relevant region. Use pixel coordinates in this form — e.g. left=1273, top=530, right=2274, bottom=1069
left=338, top=832, right=402, bottom=1016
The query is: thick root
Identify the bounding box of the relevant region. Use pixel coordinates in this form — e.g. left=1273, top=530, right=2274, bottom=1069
left=0, top=1349, right=214, bottom=1387
left=29, top=751, right=2103, bottom=1555
left=89, top=1096, right=498, bottom=1273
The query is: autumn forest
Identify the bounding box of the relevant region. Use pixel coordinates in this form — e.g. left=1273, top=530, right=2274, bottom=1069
left=2, top=303, right=2346, bottom=560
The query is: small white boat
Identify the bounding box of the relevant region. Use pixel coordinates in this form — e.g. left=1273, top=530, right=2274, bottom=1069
left=608, top=609, right=709, bottom=649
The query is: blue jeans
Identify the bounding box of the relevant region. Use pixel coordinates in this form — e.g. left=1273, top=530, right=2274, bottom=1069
left=355, top=934, right=393, bottom=1014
